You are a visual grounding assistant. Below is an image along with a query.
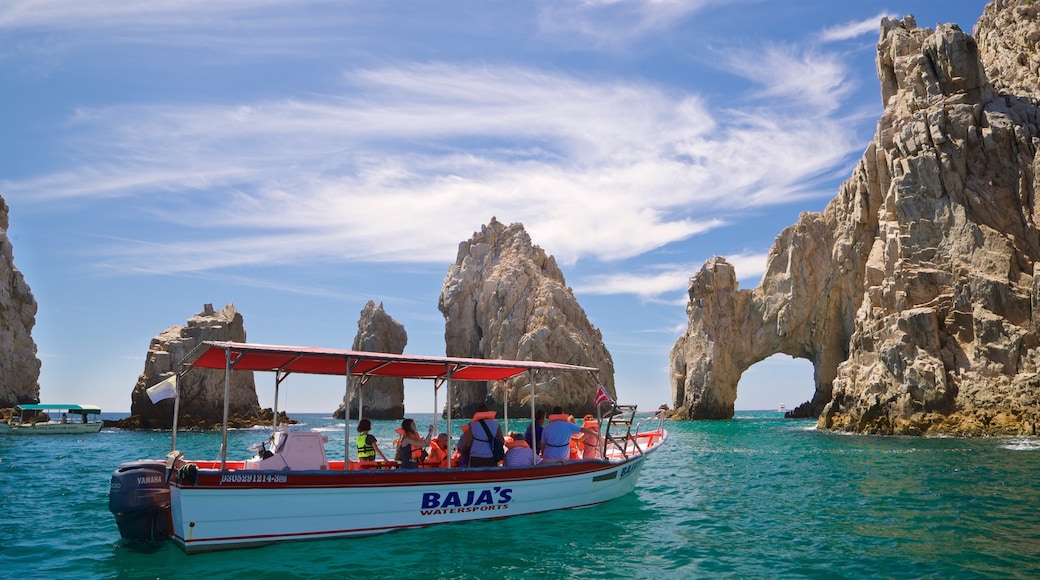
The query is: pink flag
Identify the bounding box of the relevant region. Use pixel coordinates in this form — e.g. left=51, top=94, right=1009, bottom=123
left=594, top=385, right=613, bottom=406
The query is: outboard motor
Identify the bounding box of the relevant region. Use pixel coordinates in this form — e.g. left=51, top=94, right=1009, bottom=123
left=109, top=460, right=171, bottom=541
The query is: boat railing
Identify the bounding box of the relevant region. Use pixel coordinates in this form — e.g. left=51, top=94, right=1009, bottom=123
left=601, top=405, right=667, bottom=460
left=634, top=406, right=666, bottom=438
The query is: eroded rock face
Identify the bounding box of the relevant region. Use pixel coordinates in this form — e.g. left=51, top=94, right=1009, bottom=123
left=129, top=303, right=259, bottom=429
left=333, top=301, right=407, bottom=420
left=672, top=2, right=1040, bottom=435
left=975, top=0, right=1040, bottom=101
left=0, top=196, right=41, bottom=408
left=439, top=217, right=615, bottom=418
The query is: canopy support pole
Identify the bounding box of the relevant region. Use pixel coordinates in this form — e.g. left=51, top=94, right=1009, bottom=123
left=220, top=348, right=231, bottom=470
left=273, top=370, right=282, bottom=431
left=528, top=369, right=537, bottom=466
left=343, top=358, right=357, bottom=464
left=171, top=371, right=182, bottom=452
left=502, top=379, right=509, bottom=436
left=446, top=364, right=453, bottom=470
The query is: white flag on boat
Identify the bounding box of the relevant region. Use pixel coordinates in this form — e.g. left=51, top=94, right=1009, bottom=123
left=594, top=384, right=613, bottom=406
left=146, top=375, right=178, bottom=403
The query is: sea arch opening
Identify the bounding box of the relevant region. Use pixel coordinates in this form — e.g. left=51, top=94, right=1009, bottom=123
left=735, top=354, right=816, bottom=414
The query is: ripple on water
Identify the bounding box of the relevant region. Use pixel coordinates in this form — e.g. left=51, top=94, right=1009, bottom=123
left=2, top=414, right=1040, bottom=579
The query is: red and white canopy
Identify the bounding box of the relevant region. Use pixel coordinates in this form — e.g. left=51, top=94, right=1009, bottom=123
left=184, top=341, right=600, bottom=382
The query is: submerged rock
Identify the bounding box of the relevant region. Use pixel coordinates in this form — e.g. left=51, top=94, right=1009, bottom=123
left=671, top=1, right=1040, bottom=435
left=439, top=217, right=615, bottom=418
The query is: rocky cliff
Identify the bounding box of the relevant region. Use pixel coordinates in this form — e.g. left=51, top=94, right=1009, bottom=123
left=439, top=217, right=615, bottom=417
left=671, top=0, right=1040, bottom=435
left=0, top=196, right=41, bottom=408
left=333, top=300, right=407, bottom=420
left=127, top=303, right=261, bottom=429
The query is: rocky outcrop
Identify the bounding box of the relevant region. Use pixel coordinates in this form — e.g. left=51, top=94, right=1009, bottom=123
left=333, top=301, right=407, bottom=420
left=127, top=303, right=261, bottom=429
left=671, top=1, right=1040, bottom=435
left=439, top=218, right=615, bottom=418
left=975, top=0, right=1040, bottom=101
left=0, top=196, right=41, bottom=408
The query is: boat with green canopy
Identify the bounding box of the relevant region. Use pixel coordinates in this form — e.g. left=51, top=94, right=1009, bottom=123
left=1, top=404, right=103, bottom=434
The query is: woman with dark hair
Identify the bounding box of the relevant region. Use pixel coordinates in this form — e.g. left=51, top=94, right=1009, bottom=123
left=395, top=418, right=432, bottom=469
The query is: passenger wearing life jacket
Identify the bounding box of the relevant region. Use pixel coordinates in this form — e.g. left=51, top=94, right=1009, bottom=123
left=524, top=409, right=546, bottom=449
left=452, top=424, right=471, bottom=468
left=355, top=418, right=387, bottom=463
left=503, top=431, right=539, bottom=467
left=569, top=418, right=581, bottom=460
left=459, top=405, right=504, bottom=468
left=424, top=433, right=449, bottom=468
left=395, top=418, right=432, bottom=469
left=540, top=407, right=599, bottom=462
left=579, top=414, right=602, bottom=460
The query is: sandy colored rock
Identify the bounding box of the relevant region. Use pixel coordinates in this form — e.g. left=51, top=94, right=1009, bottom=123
left=439, top=217, right=615, bottom=418
left=671, top=2, right=1040, bottom=435
left=128, top=303, right=260, bottom=429
left=334, top=300, right=407, bottom=420
left=0, top=195, right=41, bottom=408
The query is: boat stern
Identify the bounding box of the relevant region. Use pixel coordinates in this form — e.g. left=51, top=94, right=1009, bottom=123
left=108, top=460, right=171, bottom=541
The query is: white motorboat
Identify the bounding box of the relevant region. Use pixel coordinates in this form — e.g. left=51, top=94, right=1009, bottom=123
left=108, top=341, right=668, bottom=553
left=1, top=404, right=103, bottom=434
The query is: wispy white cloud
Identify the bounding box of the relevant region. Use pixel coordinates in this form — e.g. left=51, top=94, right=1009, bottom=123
left=720, top=44, right=852, bottom=111
left=2, top=0, right=873, bottom=306
left=3, top=57, right=860, bottom=288
left=574, top=250, right=769, bottom=299
left=534, top=0, right=723, bottom=47
left=0, top=0, right=292, bottom=30
left=819, top=12, right=896, bottom=43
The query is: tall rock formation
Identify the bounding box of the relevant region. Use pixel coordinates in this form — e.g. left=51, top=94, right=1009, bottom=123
left=671, top=1, right=1040, bottom=435
left=0, top=196, right=41, bottom=408
left=439, top=217, right=615, bottom=418
left=333, top=300, right=407, bottom=419
left=129, top=303, right=259, bottom=428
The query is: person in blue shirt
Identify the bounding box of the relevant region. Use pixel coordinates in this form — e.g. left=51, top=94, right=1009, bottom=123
left=524, top=409, right=546, bottom=449
left=503, top=431, right=539, bottom=467
left=459, top=405, right=503, bottom=467
left=539, top=408, right=599, bottom=462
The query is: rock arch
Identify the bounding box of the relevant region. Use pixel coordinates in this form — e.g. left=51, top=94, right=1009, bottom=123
left=671, top=5, right=1040, bottom=435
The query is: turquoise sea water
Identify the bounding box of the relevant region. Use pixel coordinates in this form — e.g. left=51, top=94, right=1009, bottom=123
left=1, top=411, right=1038, bottom=579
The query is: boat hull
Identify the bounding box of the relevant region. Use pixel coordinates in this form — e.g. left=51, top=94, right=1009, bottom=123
left=168, top=442, right=660, bottom=553
left=0, top=422, right=103, bottom=435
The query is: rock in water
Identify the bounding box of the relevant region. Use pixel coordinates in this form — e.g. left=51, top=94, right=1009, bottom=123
left=671, top=2, right=1040, bottom=435
left=129, top=303, right=259, bottom=428
left=439, top=217, right=615, bottom=417
left=0, top=196, right=41, bottom=408
left=334, top=301, right=407, bottom=419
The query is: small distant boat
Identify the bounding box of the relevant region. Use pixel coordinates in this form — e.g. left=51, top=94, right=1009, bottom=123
left=778, top=404, right=787, bottom=413
left=108, top=341, right=668, bottom=554
left=0, top=404, right=103, bottom=434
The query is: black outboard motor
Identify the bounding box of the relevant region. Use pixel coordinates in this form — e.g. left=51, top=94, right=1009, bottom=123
left=109, top=460, right=171, bottom=541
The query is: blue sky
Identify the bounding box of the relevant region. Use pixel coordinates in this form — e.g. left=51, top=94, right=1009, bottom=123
left=1, top=0, right=987, bottom=414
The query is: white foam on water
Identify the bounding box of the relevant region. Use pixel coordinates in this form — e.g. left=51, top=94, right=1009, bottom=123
left=999, top=437, right=1040, bottom=451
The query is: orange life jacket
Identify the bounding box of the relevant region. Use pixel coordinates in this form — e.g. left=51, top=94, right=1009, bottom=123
left=394, top=428, right=425, bottom=461
left=424, top=440, right=448, bottom=468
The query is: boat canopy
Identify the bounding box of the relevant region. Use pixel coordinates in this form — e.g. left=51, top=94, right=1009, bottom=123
left=183, top=341, right=600, bottom=381
left=14, top=404, right=102, bottom=413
